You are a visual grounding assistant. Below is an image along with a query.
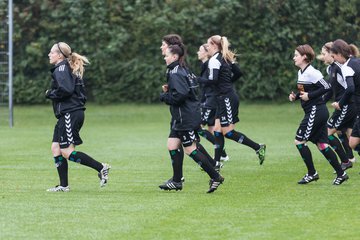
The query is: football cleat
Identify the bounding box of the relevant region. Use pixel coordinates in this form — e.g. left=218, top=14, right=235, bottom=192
left=298, top=172, right=319, bottom=184
left=46, top=185, right=70, bottom=192
left=159, top=180, right=183, bottom=191
left=164, top=177, right=185, bottom=183
left=98, top=163, right=111, bottom=187
left=333, top=172, right=349, bottom=185
left=256, top=144, right=266, bottom=165
left=207, top=175, right=224, bottom=193
left=341, top=161, right=353, bottom=171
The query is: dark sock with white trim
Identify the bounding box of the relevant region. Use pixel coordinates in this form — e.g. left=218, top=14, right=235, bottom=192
left=225, top=130, right=260, bottom=151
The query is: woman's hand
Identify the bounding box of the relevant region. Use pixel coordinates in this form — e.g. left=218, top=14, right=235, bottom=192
left=299, top=91, right=309, bottom=101
left=162, top=84, right=168, bottom=92
left=289, top=91, right=296, bottom=102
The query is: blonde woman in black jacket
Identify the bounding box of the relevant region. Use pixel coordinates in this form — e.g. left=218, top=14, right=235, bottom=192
left=46, top=42, right=110, bottom=192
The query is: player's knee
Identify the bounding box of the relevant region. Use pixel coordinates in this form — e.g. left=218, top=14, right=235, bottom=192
left=51, top=143, right=61, bottom=156
left=60, top=147, right=75, bottom=160
left=316, top=142, right=328, bottom=150
left=349, top=141, right=357, bottom=150
left=183, top=143, right=197, bottom=155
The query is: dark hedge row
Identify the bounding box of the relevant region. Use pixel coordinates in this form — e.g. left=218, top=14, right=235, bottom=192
left=3, top=0, right=360, bottom=103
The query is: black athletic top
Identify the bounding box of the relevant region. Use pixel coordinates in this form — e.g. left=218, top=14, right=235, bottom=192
left=199, top=60, right=217, bottom=109
left=338, top=57, right=360, bottom=114
left=46, top=60, right=86, bottom=119
left=295, top=64, right=331, bottom=112
left=323, top=62, right=347, bottom=102
left=198, top=52, right=234, bottom=95
left=160, top=61, right=201, bottom=131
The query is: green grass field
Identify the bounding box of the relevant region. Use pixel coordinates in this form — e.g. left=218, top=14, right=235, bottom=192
left=1, top=103, right=360, bottom=240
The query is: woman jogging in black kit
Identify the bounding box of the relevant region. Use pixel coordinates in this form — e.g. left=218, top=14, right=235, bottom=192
left=158, top=44, right=224, bottom=193
left=159, top=34, right=186, bottom=184
left=289, top=44, right=348, bottom=185
left=318, top=42, right=355, bottom=170
left=197, top=44, right=229, bottom=162
left=331, top=39, right=360, bottom=163
left=199, top=35, right=266, bottom=165
left=46, top=42, right=111, bottom=192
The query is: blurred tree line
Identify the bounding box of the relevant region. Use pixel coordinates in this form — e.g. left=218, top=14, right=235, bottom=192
left=2, top=0, right=360, bottom=104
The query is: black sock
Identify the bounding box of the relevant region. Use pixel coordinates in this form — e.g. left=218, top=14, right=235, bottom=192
left=221, top=148, right=228, bottom=158
left=320, top=146, right=344, bottom=176
left=169, top=149, right=183, bottom=182
left=196, top=142, right=216, bottom=166
left=339, top=132, right=354, bottom=159
left=225, top=130, right=260, bottom=151
left=69, top=151, right=103, bottom=172
left=214, top=131, right=224, bottom=162
left=189, top=149, right=219, bottom=179
left=296, top=144, right=316, bottom=175
left=54, top=155, right=68, bottom=187
left=198, top=129, right=215, bottom=144
left=328, top=135, right=349, bottom=163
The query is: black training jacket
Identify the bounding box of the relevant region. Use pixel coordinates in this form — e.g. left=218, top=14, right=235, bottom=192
left=160, top=61, right=201, bottom=131
left=46, top=60, right=86, bottom=118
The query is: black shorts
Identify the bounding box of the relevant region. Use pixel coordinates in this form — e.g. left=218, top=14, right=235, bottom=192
left=201, top=107, right=216, bottom=126
left=327, top=104, right=356, bottom=130
left=169, top=129, right=200, bottom=147
left=295, top=105, right=329, bottom=144
left=217, top=92, right=240, bottom=127
left=351, top=116, right=360, bottom=138
left=52, top=110, right=84, bottom=149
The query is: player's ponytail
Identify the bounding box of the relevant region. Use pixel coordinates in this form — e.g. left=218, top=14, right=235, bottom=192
left=57, top=42, right=90, bottom=78
left=168, top=44, right=187, bottom=67
left=209, top=35, right=236, bottom=63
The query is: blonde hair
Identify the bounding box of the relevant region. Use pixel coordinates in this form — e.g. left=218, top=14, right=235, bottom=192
left=56, top=42, right=90, bottom=78
left=209, top=35, right=236, bottom=63
left=349, top=44, right=360, bottom=57
left=316, top=42, right=333, bottom=61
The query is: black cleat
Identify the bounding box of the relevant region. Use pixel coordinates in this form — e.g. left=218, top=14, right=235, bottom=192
left=164, top=177, right=185, bottom=184
left=341, top=161, right=353, bottom=171
left=256, top=144, right=266, bottom=165
left=298, top=172, right=319, bottom=184
left=333, top=172, right=349, bottom=185
left=207, top=175, right=224, bottom=193
left=159, top=180, right=183, bottom=191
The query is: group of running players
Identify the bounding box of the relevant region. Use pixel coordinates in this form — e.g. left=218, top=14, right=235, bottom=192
left=46, top=36, right=360, bottom=193
left=158, top=34, right=266, bottom=193
left=290, top=39, right=360, bottom=185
